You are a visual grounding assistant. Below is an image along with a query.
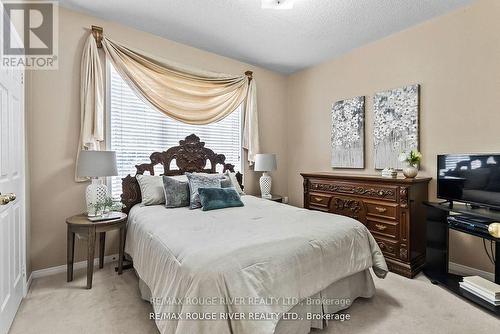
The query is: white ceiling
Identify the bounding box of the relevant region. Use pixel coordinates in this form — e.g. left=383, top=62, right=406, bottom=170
left=59, top=0, right=474, bottom=74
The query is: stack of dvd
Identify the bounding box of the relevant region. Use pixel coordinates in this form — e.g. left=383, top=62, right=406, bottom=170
left=459, top=276, right=500, bottom=305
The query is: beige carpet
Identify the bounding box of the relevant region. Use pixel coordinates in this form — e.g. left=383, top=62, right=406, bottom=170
left=9, top=263, right=499, bottom=334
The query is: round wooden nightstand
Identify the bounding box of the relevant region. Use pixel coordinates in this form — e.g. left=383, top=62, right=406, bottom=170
left=66, top=212, right=127, bottom=289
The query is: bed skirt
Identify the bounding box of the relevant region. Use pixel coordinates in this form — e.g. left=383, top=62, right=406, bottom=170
left=137, top=269, right=375, bottom=334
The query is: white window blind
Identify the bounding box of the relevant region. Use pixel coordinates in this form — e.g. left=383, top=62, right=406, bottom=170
left=108, top=64, right=242, bottom=199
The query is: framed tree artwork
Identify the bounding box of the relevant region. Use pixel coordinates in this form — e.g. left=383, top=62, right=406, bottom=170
left=331, top=96, right=365, bottom=168
left=373, top=84, right=419, bottom=170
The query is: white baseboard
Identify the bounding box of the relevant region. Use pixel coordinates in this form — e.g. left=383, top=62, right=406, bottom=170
left=24, top=273, right=33, bottom=296
left=449, top=261, right=495, bottom=281
left=31, top=254, right=119, bottom=279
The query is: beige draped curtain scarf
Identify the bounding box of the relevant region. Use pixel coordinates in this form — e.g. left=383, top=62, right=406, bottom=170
left=76, top=35, right=104, bottom=181
left=77, top=33, right=259, bottom=180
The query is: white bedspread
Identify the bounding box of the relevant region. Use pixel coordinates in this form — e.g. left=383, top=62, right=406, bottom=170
left=126, top=196, right=388, bottom=334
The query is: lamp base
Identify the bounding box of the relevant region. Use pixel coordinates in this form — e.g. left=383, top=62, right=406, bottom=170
left=259, top=172, right=272, bottom=199
left=86, top=178, right=109, bottom=216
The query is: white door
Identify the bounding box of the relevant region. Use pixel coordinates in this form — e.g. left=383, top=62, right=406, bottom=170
left=0, top=54, right=26, bottom=333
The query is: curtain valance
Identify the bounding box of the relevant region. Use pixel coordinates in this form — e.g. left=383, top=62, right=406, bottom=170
left=77, top=32, right=259, bottom=180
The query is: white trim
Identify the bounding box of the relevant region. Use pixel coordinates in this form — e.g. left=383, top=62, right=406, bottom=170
left=31, top=254, right=119, bottom=279
left=24, top=273, right=33, bottom=296
left=21, top=66, right=27, bottom=298
left=449, top=261, right=495, bottom=282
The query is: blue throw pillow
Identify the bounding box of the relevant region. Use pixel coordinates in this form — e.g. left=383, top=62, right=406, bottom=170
left=198, top=187, right=244, bottom=211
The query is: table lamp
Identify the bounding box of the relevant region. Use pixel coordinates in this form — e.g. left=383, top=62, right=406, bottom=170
left=77, top=150, right=118, bottom=216
left=254, top=154, right=277, bottom=199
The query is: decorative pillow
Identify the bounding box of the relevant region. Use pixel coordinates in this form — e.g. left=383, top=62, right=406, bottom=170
left=170, top=174, right=188, bottom=182
left=225, top=171, right=245, bottom=195
left=221, top=176, right=233, bottom=188
left=198, top=187, right=244, bottom=211
left=185, top=173, right=222, bottom=209
left=136, top=175, right=165, bottom=205
left=163, top=176, right=190, bottom=208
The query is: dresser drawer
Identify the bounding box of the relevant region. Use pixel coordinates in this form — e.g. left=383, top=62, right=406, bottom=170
left=364, top=201, right=398, bottom=220
left=308, top=193, right=331, bottom=208
left=308, top=180, right=398, bottom=202
left=366, top=217, right=399, bottom=240
left=373, top=236, right=399, bottom=259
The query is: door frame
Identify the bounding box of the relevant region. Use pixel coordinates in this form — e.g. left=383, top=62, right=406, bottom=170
left=20, top=68, right=27, bottom=298
left=7, top=19, right=28, bottom=299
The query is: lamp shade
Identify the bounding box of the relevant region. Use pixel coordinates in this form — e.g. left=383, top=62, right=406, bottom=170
left=254, top=154, right=277, bottom=172
left=77, top=150, right=118, bottom=177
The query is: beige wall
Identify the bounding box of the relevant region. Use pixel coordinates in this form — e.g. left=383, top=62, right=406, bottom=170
left=287, top=0, right=500, bottom=273
left=29, top=1, right=500, bottom=274
left=27, top=7, right=288, bottom=271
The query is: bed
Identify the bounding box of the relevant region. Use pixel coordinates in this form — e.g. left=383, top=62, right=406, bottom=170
left=121, top=134, right=388, bottom=334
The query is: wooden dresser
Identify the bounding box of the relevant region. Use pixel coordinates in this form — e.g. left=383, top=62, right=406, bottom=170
left=301, top=173, right=431, bottom=278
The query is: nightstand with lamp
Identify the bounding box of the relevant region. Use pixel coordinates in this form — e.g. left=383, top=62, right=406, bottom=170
left=69, top=150, right=127, bottom=289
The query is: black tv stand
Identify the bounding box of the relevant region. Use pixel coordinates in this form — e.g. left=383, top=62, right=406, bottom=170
left=423, top=201, right=499, bottom=316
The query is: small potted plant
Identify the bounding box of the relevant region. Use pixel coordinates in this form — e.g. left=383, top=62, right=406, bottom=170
left=102, top=197, right=115, bottom=214
left=398, top=150, right=422, bottom=178
left=89, top=201, right=104, bottom=217
left=89, top=196, right=123, bottom=216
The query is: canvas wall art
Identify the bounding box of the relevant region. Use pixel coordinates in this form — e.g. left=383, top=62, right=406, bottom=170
left=331, top=96, right=365, bottom=168
left=373, top=84, right=419, bottom=169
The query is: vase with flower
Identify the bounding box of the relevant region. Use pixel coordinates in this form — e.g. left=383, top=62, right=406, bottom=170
left=398, top=150, right=422, bottom=178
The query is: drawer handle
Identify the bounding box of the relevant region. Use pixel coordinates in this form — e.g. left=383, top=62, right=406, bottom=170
left=375, top=206, right=387, bottom=213
left=313, top=197, right=323, bottom=202
left=377, top=241, right=394, bottom=252
left=375, top=224, right=387, bottom=231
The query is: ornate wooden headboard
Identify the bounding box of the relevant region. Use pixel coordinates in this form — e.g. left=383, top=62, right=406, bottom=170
left=121, top=134, right=243, bottom=213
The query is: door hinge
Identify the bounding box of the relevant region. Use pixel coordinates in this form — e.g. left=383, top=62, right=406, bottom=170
left=21, top=72, right=24, bottom=84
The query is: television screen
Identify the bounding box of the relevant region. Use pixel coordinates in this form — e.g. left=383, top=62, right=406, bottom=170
left=437, top=154, right=500, bottom=209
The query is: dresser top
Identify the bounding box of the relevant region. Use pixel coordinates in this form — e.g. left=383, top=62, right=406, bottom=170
left=300, top=172, right=432, bottom=184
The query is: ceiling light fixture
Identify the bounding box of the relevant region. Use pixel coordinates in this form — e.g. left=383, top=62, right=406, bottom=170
left=261, top=0, right=294, bottom=10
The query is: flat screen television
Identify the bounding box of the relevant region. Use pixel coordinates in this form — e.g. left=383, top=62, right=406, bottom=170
left=437, top=154, right=500, bottom=209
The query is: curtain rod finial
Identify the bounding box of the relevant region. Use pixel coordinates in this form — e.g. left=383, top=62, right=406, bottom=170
left=91, top=25, right=103, bottom=48
left=245, top=71, right=253, bottom=81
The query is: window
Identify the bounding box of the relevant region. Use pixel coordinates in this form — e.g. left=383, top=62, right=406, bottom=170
left=107, top=64, right=242, bottom=199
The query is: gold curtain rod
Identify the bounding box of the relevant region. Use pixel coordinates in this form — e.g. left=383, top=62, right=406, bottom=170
left=91, top=25, right=103, bottom=48
left=90, top=25, right=252, bottom=80
left=245, top=71, right=253, bottom=82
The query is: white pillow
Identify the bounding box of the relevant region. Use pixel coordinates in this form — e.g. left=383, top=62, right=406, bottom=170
left=136, top=175, right=165, bottom=205
left=225, top=171, right=245, bottom=195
